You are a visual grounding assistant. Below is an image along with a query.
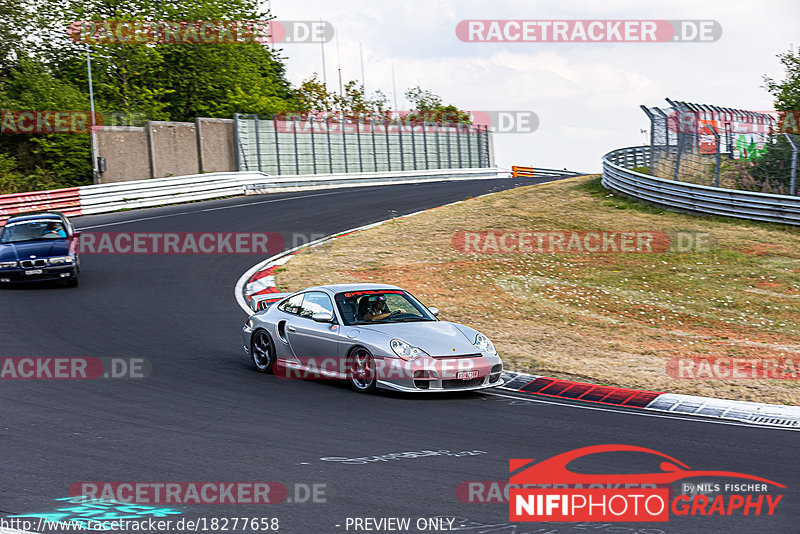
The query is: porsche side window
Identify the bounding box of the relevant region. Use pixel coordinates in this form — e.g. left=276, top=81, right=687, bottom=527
left=299, top=291, right=335, bottom=318
left=278, top=294, right=304, bottom=315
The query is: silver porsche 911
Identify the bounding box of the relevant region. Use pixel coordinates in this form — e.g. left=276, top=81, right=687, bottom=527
left=242, top=283, right=504, bottom=393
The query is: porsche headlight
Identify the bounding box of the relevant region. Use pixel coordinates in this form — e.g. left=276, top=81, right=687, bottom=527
left=390, top=339, right=428, bottom=362
left=48, top=256, right=75, bottom=265
left=474, top=333, right=496, bottom=354
left=0, top=261, right=18, bottom=268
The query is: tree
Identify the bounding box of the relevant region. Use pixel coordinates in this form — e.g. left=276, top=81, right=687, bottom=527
left=0, top=0, right=34, bottom=70
left=0, top=0, right=302, bottom=191
left=293, top=76, right=389, bottom=120
left=404, top=85, right=470, bottom=125
left=0, top=59, right=92, bottom=188
left=764, top=48, right=800, bottom=111
left=30, top=0, right=298, bottom=121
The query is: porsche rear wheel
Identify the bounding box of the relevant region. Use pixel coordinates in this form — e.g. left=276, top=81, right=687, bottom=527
left=347, top=348, right=377, bottom=392
left=251, top=330, right=275, bottom=373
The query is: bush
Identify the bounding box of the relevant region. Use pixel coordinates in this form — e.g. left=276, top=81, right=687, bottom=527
left=0, top=153, right=64, bottom=194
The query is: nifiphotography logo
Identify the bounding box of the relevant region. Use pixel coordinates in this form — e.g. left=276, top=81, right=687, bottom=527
left=509, top=445, right=785, bottom=522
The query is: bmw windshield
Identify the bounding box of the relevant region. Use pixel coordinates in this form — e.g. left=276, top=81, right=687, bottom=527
left=335, top=290, right=437, bottom=325
left=0, top=220, right=67, bottom=244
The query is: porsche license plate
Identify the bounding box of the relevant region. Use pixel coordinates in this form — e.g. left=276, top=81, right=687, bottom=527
left=25, top=269, right=43, bottom=275
left=457, top=371, right=479, bottom=380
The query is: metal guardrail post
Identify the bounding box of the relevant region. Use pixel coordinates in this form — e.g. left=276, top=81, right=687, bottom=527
left=446, top=126, right=452, bottom=168
left=357, top=120, right=363, bottom=173
left=640, top=106, right=655, bottom=170
left=292, top=117, right=300, bottom=175
left=385, top=120, right=391, bottom=171
left=466, top=124, right=473, bottom=166
left=673, top=135, right=684, bottom=182
left=476, top=125, right=484, bottom=168
left=326, top=117, right=333, bottom=173
left=456, top=123, right=463, bottom=168
left=310, top=116, right=317, bottom=174
left=398, top=120, right=405, bottom=171
left=709, top=125, right=721, bottom=188
left=785, top=133, right=799, bottom=196
left=371, top=118, right=378, bottom=171
left=436, top=123, right=442, bottom=169
left=253, top=115, right=262, bottom=173
left=410, top=123, right=417, bottom=170
left=342, top=119, right=349, bottom=173
left=233, top=113, right=244, bottom=171
left=272, top=117, right=281, bottom=175
left=422, top=122, right=429, bottom=169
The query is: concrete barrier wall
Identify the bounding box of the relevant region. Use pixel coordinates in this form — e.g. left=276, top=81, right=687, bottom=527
left=95, top=127, right=151, bottom=184
left=148, top=121, right=200, bottom=178
left=95, top=118, right=238, bottom=183
left=197, top=118, right=236, bottom=173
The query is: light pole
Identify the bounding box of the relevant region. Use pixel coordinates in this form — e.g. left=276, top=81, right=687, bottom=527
left=86, top=43, right=99, bottom=183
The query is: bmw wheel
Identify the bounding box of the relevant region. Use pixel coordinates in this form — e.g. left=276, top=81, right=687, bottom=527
left=251, top=330, right=275, bottom=373
left=347, top=347, right=377, bottom=393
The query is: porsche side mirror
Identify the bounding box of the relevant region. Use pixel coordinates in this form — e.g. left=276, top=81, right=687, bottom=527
left=312, top=312, right=335, bottom=323
left=428, top=307, right=440, bottom=317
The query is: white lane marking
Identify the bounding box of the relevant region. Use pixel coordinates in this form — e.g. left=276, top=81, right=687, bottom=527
left=78, top=190, right=345, bottom=229
left=482, top=390, right=799, bottom=432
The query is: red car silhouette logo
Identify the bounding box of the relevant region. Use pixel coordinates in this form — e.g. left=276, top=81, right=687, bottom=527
left=510, top=444, right=785, bottom=487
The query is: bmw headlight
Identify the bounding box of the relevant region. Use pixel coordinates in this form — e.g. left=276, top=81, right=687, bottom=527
left=48, top=256, right=75, bottom=265
left=474, top=333, right=496, bottom=354
left=390, top=339, right=428, bottom=362
left=0, top=261, right=18, bottom=268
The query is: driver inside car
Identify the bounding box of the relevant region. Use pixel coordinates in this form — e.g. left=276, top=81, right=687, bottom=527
left=363, top=295, right=405, bottom=321
left=42, top=222, right=66, bottom=238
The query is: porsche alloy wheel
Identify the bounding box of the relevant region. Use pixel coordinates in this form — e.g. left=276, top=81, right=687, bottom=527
left=348, top=348, right=377, bottom=392
left=252, top=331, right=275, bottom=373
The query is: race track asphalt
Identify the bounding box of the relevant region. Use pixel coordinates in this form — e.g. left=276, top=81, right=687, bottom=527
left=1, top=178, right=797, bottom=534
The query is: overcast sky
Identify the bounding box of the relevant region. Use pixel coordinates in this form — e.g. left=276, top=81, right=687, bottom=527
left=267, top=0, right=797, bottom=172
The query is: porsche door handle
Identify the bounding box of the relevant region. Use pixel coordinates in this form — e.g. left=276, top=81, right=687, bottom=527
left=287, top=326, right=297, bottom=332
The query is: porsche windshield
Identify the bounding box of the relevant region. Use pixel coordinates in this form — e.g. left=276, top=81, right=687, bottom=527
left=335, top=290, right=436, bottom=325
left=0, top=220, right=67, bottom=244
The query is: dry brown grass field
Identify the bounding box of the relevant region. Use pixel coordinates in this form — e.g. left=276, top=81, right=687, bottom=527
left=276, top=175, right=800, bottom=405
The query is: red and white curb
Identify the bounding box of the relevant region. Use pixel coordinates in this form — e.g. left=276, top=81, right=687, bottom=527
left=499, top=373, right=800, bottom=430
left=234, top=203, right=800, bottom=430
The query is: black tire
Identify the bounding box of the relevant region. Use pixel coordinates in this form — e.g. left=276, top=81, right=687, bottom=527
left=251, top=330, right=276, bottom=373
left=66, top=277, right=79, bottom=288
left=347, top=347, right=377, bottom=393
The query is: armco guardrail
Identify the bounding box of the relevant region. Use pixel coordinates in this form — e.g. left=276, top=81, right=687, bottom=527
left=602, top=146, right=800, bottom=226
left=0, top=187, right=83, bottom=221
left=513, top=167, right=583, bottom=179
left=0, top=167, right=503, bottom=226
